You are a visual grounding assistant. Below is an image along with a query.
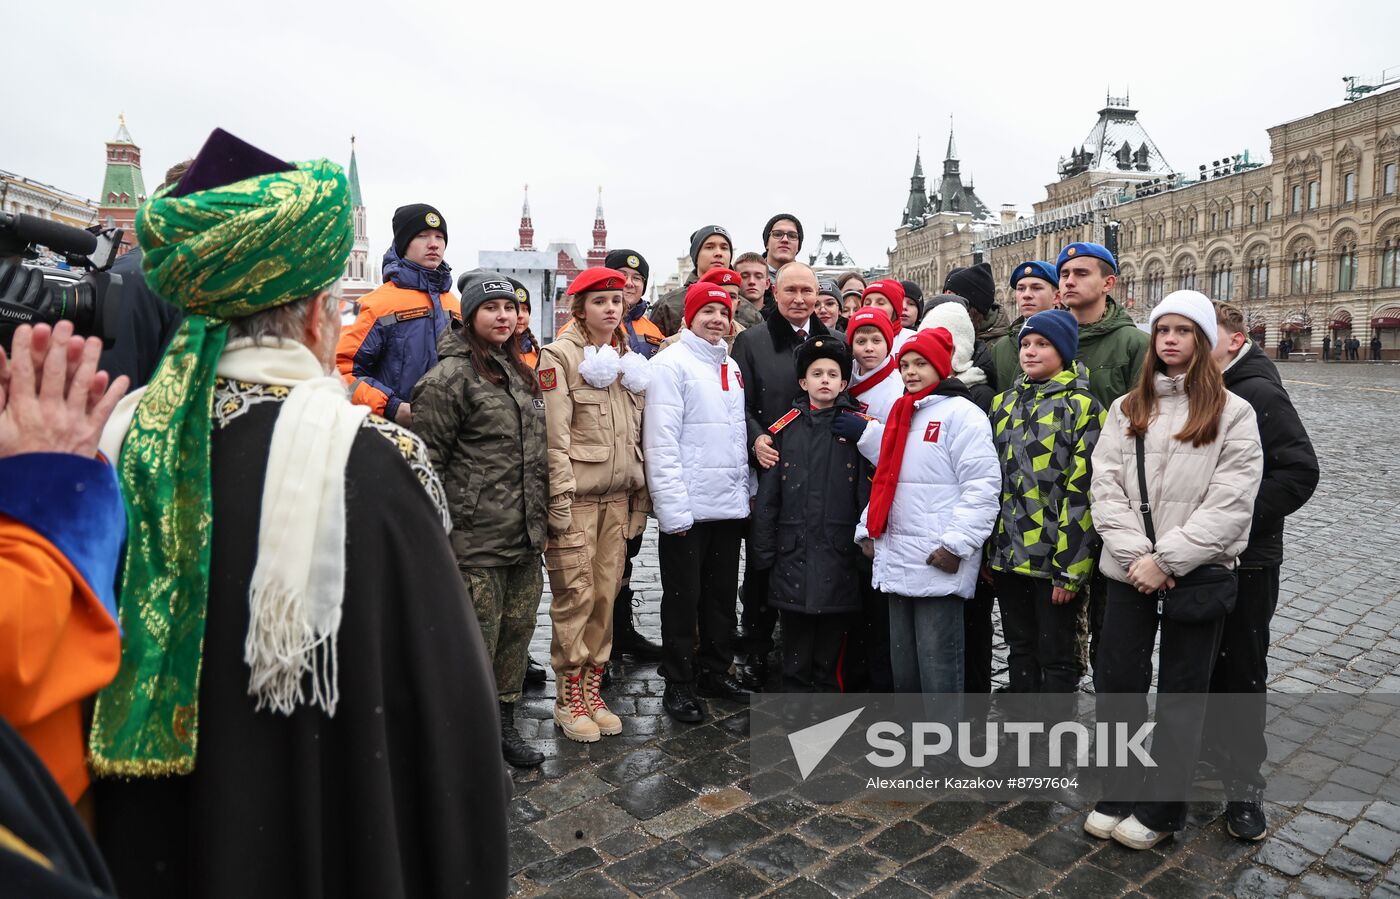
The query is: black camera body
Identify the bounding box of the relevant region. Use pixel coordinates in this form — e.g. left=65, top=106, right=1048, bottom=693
left=0, top=212, right=125, bottom=352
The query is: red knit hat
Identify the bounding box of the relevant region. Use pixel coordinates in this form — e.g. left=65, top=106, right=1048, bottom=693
left=863, top=278, right=906, bottom=308
left=846, top=305, right=897, bottom=346
left=699, top=268, right=742, bottom=288
left=684, top=282, right=734, bottom=326
left=897, top=327, right=954, bottom=379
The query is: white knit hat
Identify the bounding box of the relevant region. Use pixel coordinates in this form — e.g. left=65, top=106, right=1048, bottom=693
left=918, top=300, right=986, bottom=385
left=1149, top=290, right=1218, bottom=349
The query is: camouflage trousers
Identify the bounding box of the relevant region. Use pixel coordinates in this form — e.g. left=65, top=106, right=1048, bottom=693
left=460, top=557, right=544, bottom=703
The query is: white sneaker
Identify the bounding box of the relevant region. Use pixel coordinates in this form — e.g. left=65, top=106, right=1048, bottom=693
left=1111, top=814, right=1172, bottom=850
left=1084, top=810, right=1124, bottom=839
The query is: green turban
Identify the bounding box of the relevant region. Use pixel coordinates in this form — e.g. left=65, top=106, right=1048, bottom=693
left=90, top=159, right=352, bottom=777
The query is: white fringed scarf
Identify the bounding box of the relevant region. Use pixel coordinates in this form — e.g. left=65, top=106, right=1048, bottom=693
left=101, top=337, right=367, bottom=716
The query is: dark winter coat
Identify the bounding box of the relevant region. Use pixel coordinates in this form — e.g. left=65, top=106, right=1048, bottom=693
left=731, top=311, right=832, bottom=458
left=988, top=315, right=1027, bottom=394
left=98, top=248, right=184, bottom=389
left=411, top=327, right=549, bottom=568
left=648, top=274, right=696, bottom=338
left=336, top=248, right=459, bottom=420
left=94, top=380, right=508, bottom=899
left=1222, top=342, right=1319, bottom=567
left=1076, top=297, right=1150, bottom=410
left=751, top=395, right=870, bottom=614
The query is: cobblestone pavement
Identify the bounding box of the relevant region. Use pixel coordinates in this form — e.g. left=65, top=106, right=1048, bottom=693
left=508, top=359, right=1400, bottom=897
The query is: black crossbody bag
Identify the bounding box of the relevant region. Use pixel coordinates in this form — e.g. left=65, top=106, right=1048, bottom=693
left=1133, top=435, right=1237, bottom=623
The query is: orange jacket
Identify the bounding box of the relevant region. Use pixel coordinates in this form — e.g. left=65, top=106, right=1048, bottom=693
left=0, top=454, right=124, bottom=803
left=336, top=282, right=461, bottom=418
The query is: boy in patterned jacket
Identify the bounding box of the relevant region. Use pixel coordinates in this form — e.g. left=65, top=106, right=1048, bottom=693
left=987, top=310, right=1104, bottom=696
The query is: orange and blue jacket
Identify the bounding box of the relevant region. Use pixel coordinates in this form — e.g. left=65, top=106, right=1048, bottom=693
left=337, top=252, right=460, bottom=418
left=0, top=453, right=124, bottom=803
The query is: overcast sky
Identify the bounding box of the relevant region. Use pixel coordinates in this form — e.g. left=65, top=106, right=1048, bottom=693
left=7, top=1, right=1400, bottom=291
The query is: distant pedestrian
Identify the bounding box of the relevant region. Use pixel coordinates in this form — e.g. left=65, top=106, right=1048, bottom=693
left=1372, top=334, right=1384, bottom=360
left=1322, top=335, right=1331, bottom=362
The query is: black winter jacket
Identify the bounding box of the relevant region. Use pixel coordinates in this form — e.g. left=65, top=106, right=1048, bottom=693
left=731, top=311, right=832, bottom=459
left=1223, top=343, right=1319, bottom=567
left=751, top=395, right=871, bottom=614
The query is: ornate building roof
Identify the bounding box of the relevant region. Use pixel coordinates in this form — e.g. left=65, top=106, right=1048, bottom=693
left=99, top=114, right=146, bottom=211
left=1059, top=94, right=1173, bottom=180
left=806, top=225, right=858, bottom=274
left=900, top=123, right=993, bottom=226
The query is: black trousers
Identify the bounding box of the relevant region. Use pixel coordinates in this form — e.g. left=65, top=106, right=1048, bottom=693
left=779, top=610, right=851, bottom=693
left=995, top=572, right=1083, bottom=694
left=1086, top=565, right=1108, bottom=673
left=1094, top=578, right=1226, bottom=833
left=963, top=576, right=994, bottom=694
left=1201, top=565, right=1278, bottom=794
left=841, top=575, right=894, bottom=692
left=739, top=550, right=779, bottom=661
left=613, top=533, right=646, bottom=633
left=659, top=520, right=744, bottom=683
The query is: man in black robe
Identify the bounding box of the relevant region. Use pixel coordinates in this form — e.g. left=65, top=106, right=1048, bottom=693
left=88, top=129, right=509, bottom=898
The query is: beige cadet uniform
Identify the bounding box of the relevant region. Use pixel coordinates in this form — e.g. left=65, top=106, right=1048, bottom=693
left=538, top=325, right=648, bottom=737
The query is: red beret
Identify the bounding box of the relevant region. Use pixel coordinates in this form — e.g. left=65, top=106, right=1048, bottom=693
left=567, top=267, right=628, bottom=296
left=846, top=306, right=897, bottom=346
left=684, top=282, right=733, bottom=327
left=863, top=278, right=906, bottom=308
left=699, top=268, right=742, bottom=287
left=898, top=327, right=955, bottom=379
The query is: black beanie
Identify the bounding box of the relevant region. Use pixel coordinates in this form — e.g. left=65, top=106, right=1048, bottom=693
left=794, top=334, right=852, bottom=383
left=762, top=213, right=804, bottom=250
left=943, top=262, right=996, bottom=314
left=507, top=276, right=530, bottom=308
left=689, top=225, right=732, bottom=271
left=900, top=279, right=925, bottom=320
left=604, top=249, right=650, bottom=289
left=392, top=203, right=448, bottom=257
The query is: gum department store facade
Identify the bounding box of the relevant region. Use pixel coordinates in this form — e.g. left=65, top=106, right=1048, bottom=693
left=891, top=85, right=1400, bottom=357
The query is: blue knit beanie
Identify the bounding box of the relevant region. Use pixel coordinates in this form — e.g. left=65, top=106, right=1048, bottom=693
left=1019, top=309, right=1080, bottom=365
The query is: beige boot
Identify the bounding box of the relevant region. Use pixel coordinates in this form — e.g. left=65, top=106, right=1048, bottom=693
left=584, top=665, right=622, bottom=736
left=554, top=672, right=600, bottom=743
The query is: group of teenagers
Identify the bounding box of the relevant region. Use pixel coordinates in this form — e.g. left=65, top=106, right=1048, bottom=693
left=340, top=207, right=1320, bottom=854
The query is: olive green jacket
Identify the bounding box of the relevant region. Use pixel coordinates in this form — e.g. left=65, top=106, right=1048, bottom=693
left=411, top=328, right=549, bottom=567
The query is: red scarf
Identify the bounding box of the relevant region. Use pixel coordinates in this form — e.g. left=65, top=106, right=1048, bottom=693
left=865, top=382, right=938, bottom=539
left=848, top=355, right=897, bottom=399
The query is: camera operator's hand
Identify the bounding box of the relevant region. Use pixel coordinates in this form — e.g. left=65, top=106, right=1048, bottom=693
left=0, top=322, right=129, bottom=459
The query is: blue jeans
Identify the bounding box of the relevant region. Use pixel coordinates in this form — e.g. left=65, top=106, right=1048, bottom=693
left=888, top=593, right=965, bottom=694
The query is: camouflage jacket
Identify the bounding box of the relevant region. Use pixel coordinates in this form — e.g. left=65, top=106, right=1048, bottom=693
left=987, top=362, right=1105, bottom=591
left=411, top=327, right=549, bottom=567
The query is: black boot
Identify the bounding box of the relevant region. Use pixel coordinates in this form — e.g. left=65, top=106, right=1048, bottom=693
left=524, top=657, right=547, bottom=687
left=663, top=683, right=705, bottom=723
left=613, top=603, right=663, bottom=661
left=499, top=701, right=544, bottom=768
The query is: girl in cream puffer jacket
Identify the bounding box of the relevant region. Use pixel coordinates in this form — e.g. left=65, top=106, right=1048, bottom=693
left=1085, top=290, right=1263, bottom=850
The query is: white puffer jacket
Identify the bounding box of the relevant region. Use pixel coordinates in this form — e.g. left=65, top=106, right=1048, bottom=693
left=854, top=390, right=1000, bottom=598
left=1090, top=372, right=1262, bottom=582
left=644, top=329, right=752, bottom=534
left=848, top=359, right=904, bottom=422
